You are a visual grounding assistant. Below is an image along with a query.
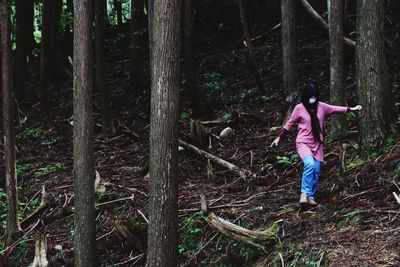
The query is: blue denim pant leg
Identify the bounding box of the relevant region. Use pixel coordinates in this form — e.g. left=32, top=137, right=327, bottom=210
left=311, top=159, right=321, bottom=197
left=301, top=155, right=320, bottom=197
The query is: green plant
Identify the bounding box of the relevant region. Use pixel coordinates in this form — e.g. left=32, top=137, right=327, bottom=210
left=276, top=154, right=300, bottom=168
left=180, top=109, right=192, bottom=120
left=16, top=162, right=34, bottom=176
left=178, top=212, right=205, bottom=255
left=384, top=134, right=395, bottom=152
left=346, top=112, right=356, bottom=121
left=41, top=137, right=60, bottom=149
left=17, top=127, right=42, bottom=140
left=222, top=113, right=232, bottom=121
left=34, top=162, right=66, bottom=177
left=201, top=72, right=224, bottom=110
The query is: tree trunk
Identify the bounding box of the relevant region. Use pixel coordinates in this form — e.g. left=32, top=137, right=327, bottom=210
left=357, top=0, right=393, bottom=156
left=0, top=0, right=21, bottom=244
left=114, top=0, right=123, bottom=25
left=281, top=0, right=298, bottom=123
left=15, top=0, right=34, bottom=102
left=95, top=0, right=114, bottom=134
left=237, top=0, right=266, bottom=96
left=183, top=0, right=202, bottom=116
left=130, top=0, right=145, bottom=91
left=73, top=0, right=96, bottom=265
left=328, top=0, right=347, bottom=139
left=40, top=0, right=50, bottom=124
left=42, top=0, right=71, bottom=84
left=147, top=0, right=181, bottom=265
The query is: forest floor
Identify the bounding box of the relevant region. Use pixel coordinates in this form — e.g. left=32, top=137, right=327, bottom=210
left=1, top=23, right=400, bottom=267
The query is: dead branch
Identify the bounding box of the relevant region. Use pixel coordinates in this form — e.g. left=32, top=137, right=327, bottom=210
left=21, top=186, right=48, bottom=229
left=31, top=235, right=48, bottom=267
left=393, top=192, right=400, bottom=206
left=298, top=0, right=355, bottom=50
left=200, top=195, right=282, bottom=253
left=179, top=139, right=255, bottom=178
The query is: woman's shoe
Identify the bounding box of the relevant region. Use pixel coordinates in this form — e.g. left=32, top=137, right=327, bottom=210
left=299, top=193, right=308, bottom=204
left=307, top=197, right=318, bottom=206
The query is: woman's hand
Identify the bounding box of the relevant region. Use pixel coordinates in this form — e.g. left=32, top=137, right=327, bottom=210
left=350, top=105, right=362, bottom=111
left=270, top=137, right=280, bottom=147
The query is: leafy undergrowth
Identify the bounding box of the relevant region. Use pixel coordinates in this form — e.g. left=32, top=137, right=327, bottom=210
left=1, top=28, right=400, bottom=267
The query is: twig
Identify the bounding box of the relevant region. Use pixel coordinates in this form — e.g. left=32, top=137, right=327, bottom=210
left=105, top=253, right=144, bottom=267
left=279, top=252, right=285, bottom=267
left=96, top=227, right=115, bottom=241
left=137, top=210, right=148, bottom=224
left=96, top=196, right=135, bottom=207
left=393, top=192, right=400, bottom=206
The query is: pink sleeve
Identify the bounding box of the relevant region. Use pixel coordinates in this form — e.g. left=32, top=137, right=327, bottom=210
left=283, top=105, right=300, bottom=132
left=321, top=102, right=350, bottom=116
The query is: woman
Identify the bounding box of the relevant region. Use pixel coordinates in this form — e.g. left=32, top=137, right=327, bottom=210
left=271, top=81, right=362, bottom=205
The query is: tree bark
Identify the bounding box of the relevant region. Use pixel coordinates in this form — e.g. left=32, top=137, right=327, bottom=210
left=0, top=0, right=21, bottom=244
left=15, top=0, right=34, bottom=102
left=40, top=0, right=50, bottom=124
left=281, top=0, right=298, bottom=123
left=237, top=0, right=266, bottom=95
left=356, top=0, right=393, bottom=156
left=130, top=0, right=145, bottom=91
left=95, top=0, right=114, bottom=134
left=183, top=0, right=202, bottom=116
left=328, top=0, right=347, bottom=139
left=146, top=0, right=181, bottom=265
left=73, top=0, right=96, bottom=265
left=42, top=0, right=71, bottom=84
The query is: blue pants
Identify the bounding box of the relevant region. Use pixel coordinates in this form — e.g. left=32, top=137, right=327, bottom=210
left=301, top=155, right=321, bottom=197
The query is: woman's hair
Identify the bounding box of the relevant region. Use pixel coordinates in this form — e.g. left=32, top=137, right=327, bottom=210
left=301, top=80, right=319, bottom=104
left=301, top=80, right=323, bottom=143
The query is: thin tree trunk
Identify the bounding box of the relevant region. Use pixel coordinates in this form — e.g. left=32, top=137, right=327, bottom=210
left=95, top=0, right=114, bottom=134
left=0, top=0, right=21, bottom=244
left=237, top=0, right=266, bottom=95
left=183, top=0, right=202, bottom=116
left=130, top=0, right=145, bottom=91
left=147, top=0, right=181, bottom=265
left=328, top=0, right=347, bottom=139
left=40, top=0, right=50, bottom=124
left=281, top=0, right=298, bottom=123
left=357, top=0, right=393, bottom=156
left=15, top=0, right=29, bottom=102
left=73, top=0, right=96, bottom=265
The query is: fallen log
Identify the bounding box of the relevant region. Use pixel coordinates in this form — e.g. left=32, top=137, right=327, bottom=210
left=298, top=0, right=355, bottom=51
left=200, top=195, right=282, bottom=253
left=179, top=139, right=255, bottom=178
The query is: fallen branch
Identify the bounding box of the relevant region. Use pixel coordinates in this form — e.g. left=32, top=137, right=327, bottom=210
left=31, top=235, right=48, bottom=267
left=393, top=192, right=400, bottom=206
left=200, top=195, right=282, bottom=253
left=179, top=140, right=255, bottom=178
left=21, top=186, right=48, bottom=229
left=298, top=0, right=355, bottom=50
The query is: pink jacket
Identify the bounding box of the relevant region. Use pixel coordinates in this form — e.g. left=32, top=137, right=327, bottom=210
left=282, top=102, right=350, bottom=144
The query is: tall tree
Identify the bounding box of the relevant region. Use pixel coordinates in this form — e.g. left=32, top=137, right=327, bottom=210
left=147, top=0, right=181, bottom=265
left=237, top=0, right=266, bottom=95
left=73, top=0, right=96, bottom=265
left=1, top=0, right=21, bottom=244
left=328, top=0, right=347, bottom=139
left=130, top=0, right=145, bottom=91
left=95, top=0, right=114, bottom=133
left=356, top=0, right=393, bottom=155
left=183, top=0, right=202, bottom=116
left=15, top=0, right=34, bottom=101
left=281, top=0, right=298, bottom=122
